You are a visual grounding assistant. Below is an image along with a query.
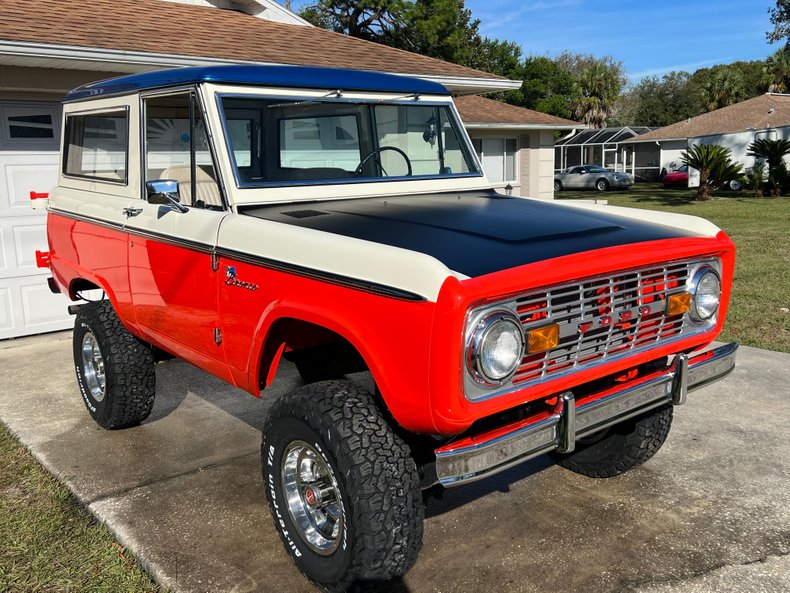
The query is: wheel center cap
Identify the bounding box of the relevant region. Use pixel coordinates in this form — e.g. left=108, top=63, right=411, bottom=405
left=304, top=486, right=319, bottom=508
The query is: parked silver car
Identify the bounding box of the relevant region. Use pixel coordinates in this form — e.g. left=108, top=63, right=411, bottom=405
left=555, top=165, right=634, bottom=192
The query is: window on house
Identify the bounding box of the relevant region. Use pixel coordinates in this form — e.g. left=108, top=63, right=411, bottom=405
left=1, top=105, right=59, bottom=142
left=279, top=114, right=361, bottom=172
left=63, top=109, right=128, bottom=183
left=472, top=137, right=518, bottom=184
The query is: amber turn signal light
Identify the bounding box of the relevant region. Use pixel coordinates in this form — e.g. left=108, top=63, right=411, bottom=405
left=527, top=324, right=560, bottom=353
left=667, top=292, right=692, bottom=316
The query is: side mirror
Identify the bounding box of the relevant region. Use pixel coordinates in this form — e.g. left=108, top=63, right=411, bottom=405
left=579, top=170, right=587, bottom=175
left=146, top=180, right=188, bottom=213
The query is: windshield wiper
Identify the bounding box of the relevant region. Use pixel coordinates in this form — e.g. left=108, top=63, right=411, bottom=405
left=267, top=89, right=344, bottom=110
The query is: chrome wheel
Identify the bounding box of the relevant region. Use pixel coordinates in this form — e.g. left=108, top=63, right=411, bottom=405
left=81, top=332, right=106, bottom=402
left=281, top=440, right=343, bottom=555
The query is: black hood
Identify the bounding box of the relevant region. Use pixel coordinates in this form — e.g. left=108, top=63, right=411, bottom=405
left=242, top=191, right=700, bottom=278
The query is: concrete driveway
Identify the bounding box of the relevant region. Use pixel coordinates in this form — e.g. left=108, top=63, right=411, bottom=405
left=1, top=332, right=789, bottom=593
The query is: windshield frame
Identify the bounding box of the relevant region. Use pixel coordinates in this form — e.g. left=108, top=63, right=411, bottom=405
left=216, top=92, right=483, bottom=190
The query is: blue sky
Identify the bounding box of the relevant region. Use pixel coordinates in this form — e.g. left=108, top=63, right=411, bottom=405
left=465, top=0, right=774, bottom=82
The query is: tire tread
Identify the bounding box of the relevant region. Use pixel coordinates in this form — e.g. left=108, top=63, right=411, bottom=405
left=263, top=380, right=423, bottom=591
left=557, top=404, right=673, bottom=478
left=74, top=300, right=155, bottom=429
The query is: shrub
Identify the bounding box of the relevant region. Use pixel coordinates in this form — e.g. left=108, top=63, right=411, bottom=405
left=746, top=162, right=766, bottom=197
left=681, top=144, right=743, bottom=200
left=747, top=138, right=790, bottom=196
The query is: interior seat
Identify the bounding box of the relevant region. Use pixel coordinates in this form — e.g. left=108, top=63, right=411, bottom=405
left=159, top=165, right=223, bottom=208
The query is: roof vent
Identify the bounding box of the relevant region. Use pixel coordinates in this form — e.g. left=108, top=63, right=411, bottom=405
left=769, top=107, right=776, bottom=114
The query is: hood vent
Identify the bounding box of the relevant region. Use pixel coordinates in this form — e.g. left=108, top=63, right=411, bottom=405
left=282, top=209, right=329, bottom=219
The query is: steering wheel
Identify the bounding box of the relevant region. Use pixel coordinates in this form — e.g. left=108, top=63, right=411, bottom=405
left=354, top=146, right=412, bottom=177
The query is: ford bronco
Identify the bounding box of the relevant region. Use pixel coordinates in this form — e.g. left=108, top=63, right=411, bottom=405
left=37, top=65, right=737, bottom=591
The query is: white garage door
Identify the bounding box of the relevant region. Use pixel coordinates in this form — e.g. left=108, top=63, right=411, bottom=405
left=0, top=100, right=74, bottom=339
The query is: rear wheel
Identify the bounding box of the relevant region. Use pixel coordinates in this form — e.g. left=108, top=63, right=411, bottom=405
left=73, top=300, right=155, bottom=429
left=596, top=178, right=609, bottom=192
left=262, top=381, right=423, bottom=591
left=553, top=404, right=673, bottom=478
left=728, top=179, right=742, bottom=191
left=554, top=180, right=563, bottom=192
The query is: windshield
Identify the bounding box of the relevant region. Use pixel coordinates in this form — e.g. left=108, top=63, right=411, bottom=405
left=587, top=166, right=608, bottom=173
left=220, top=97, right=479, bottom=186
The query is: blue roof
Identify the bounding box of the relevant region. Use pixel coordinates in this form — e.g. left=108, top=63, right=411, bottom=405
left=64, top=65, right=450, bottom=102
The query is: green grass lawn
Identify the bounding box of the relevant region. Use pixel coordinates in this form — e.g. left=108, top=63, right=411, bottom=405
left=557, top=183, right=790, bottom=353
left=0, top=423, right=162, bottom=593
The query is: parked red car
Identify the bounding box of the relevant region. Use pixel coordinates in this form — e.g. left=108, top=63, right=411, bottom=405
left=663, top=165, right=743, bottom=191
left=663, top=165, right=689, bottom=187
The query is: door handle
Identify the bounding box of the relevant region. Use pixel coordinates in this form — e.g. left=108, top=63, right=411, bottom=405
left=123, top=207, right=143, bottom=218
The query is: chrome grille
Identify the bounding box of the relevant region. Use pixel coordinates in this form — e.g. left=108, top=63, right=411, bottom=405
left=512, top=261, right=696, bottom=386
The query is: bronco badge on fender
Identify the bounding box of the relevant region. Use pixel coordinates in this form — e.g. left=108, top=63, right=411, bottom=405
left=225, top=266, right=259, bottom=291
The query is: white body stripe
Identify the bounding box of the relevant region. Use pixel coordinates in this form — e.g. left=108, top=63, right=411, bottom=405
left=543, top=199, right=722, bottom=237
left=216, top=214, right=453, bottom=302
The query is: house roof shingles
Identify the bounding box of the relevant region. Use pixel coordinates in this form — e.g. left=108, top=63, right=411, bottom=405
left=623, top=94, right=790, bottom=143
left=455, top=95, right=580, bottom=128
left=0, top=0, right=504, bottom=82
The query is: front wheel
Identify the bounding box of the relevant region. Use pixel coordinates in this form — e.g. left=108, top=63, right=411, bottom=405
left=552, top=404, right=673, bottom=478
left=554, top=180, right=563, bottom=192
left=596, top=178, right=610, bottom=192
left=73, top=300, right=155, bottom=429
left=728, top=179, right=742, bottom=191
left=262, top=381, right=423, bottom=591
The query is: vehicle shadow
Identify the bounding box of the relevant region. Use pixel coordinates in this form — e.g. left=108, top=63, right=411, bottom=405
left=149, top=360, right=558, bottom=518
left=143, top=358, right=277, bottom=428
left=424, top=455, right=555, bottom=519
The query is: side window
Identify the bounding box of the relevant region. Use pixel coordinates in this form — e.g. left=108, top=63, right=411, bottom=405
left=63, top=109, right=128, bottom=183
left=144, top=93, right=222, bottom=209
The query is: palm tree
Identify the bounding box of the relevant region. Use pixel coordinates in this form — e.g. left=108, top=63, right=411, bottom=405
left=747, top=138, right=790, bottom=196
left=763, top=48, right=790, bottom=93
left=702, top=69, right=746, bottom=112
left=681, top=144, right=743, bottom=201
left=571, top=61, right=623, bottom=129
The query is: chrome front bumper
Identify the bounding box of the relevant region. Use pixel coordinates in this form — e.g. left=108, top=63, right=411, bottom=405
left=435, top=342, right=738, bottom=486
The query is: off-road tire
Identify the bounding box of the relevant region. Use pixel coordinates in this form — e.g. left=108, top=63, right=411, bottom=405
left=596, top=178, right=610, bottom=192
left=553, top=404, right=673, bottom=478
left=73, top=300, right=155, bottom=429
left=262, top=380, right=423, bottom=592
left=554, top=180, right=563, bottom=191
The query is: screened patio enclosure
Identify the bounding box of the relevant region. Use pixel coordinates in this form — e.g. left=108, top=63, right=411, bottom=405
left=555, top=126, right=658, bottom=180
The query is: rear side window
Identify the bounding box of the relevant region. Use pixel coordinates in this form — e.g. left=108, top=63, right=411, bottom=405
left=63, top=109, right=129, bottom=183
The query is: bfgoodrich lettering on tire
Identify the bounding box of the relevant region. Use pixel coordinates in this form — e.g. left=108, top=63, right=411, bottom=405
left=73, top=300, right=155, bottom=430
left=553, top=404, right=673, bottom=478
left=262, top=380, right=423, bottom=592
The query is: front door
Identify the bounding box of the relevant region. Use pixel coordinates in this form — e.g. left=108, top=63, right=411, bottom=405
left=125, top=91, right=228, bottom=373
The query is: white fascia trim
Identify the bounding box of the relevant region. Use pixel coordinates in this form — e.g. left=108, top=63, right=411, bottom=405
left=464, top=122, right=585, bottom=130
left=622, top=137, right=687, bottom=145
left=0, top=40, right=521, bottom=95
left=0, top=40, right=251, bottom=69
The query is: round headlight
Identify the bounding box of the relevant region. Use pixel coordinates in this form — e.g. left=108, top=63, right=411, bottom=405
left=468, top=312, right=524, bottom=385
left=690, top=267, right=721, bottom=322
